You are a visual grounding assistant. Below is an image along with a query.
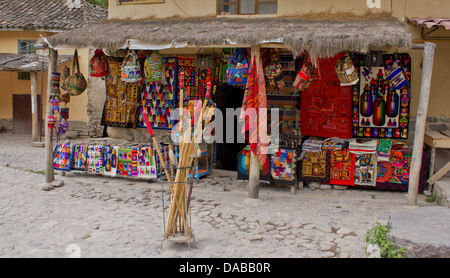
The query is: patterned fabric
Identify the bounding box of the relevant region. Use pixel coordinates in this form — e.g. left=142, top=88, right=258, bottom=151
left=53, top=144, right=74, bottom=171
left=137, top=146, right=158, bottom=179
left=89, top=49, right=109, bottom=77
left=117, top=147, right=139, bottom=177
left=72, top=144, right=87, bottom=171
left=86, top=145, right=104, bottom=174
left=300, top=53, right=353, bottom=139
left=270, top=148, right=296, bottom=186
left=328, top=149, right=355, bottom=186
left=102, top=146, right=118, bottom=177
left=144, top=50, right=164, bottom=83
left=101, top=57, right=139, bottom=128
left=349, top=140, right=378, bottom=186
left=299, top=150, right=330, bottom=183
left=237, top=146, right=270, bottom=182
left=239, top=57, right=268, bottom=169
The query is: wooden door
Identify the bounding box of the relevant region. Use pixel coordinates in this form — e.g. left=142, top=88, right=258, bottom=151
left=13, top=94, right=41, bottom=134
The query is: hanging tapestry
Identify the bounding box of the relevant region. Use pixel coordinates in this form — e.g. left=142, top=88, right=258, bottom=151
left=53, top=144, right=74, bottom=171
left=137, top=146, right=158, bottom=179
left=117, top=147, right=139, bottom=177
left=270, top=148, right=297, bottom=186
left=376, top=148, right=412, bottom=184
left=86, top=145, right=104, bottom=174
left=101, top=57, right=140, bottom=128
left=177, top=57, right=196, bottom=99
left=72, top=144, right=88, bottom=171
left=299, top=150, right=330, bottom=183
left=138, top=57, right=178, bottom=130
left=102, top=146, right=118, bottom=177
left=237, top=146, right=270, bottom=183
left=352, top=53, right=411, bottom=139
left=328, top=149, right=355, bottom=186
left=300, top=53, right=353, bottom=139
left=349, top=140, right=378, bottom=186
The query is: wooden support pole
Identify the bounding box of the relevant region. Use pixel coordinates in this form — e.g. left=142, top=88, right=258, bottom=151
left=30, top=71, right=39, bottom=142
left=43, top=48, right=58, bottom=190
left=248, top=45, right=261, bottom=199
left=407, top=42, right=436, bottom=206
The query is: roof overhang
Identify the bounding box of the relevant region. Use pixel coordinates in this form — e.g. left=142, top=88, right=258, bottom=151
left=0, top=53, right=72, bottom=72
left=47, top=14, right=413, bottom=59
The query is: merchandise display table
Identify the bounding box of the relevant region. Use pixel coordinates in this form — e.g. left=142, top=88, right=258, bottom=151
left=424, top=130, right=450, bottom=190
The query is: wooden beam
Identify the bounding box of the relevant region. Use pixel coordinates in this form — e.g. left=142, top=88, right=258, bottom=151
left=30, top=71, right=39, bottom=142
left=248, top=45, right=261, bottom=199
left=43, top=48, right=58, bottom=190
left=407, top=42, right=437, bottom=206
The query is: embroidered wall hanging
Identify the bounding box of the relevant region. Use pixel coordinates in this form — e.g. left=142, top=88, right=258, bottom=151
left=86, top=145, right=104, bottom=174
left=138, top=57, right=178, bottom=130
left=270, top=148, right=297, bottom=186
left=117, top=147, right=139, bottom=177
left=101, top=57, right=140, bottom=128
left=376, top=148, right=412, bottom=184
left=299, top=150, right=330, bottom=183
left=102, top=146, right=118, bottom=177
left=237, top=146, right=270, bottom=183
left=349, top=139, right=378, bottom=186
left=72, top=144, right=88, bottom=171
left=53, top=144, right=74, bottom=171
left=300, top=53, right=353, bottom=139
left=137, top=146, right=158, bottom=179
left=328, top=149, right=355, bottom=186
left=352, top=53, right=411, bottom=139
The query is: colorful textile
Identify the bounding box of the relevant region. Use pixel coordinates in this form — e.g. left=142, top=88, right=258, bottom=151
left=299, top=150, right=330, bottom=183
left=270, top=148, right=296, bottom=185
left=300, top=53, right=353, bottom=139
left=239, top=57, right=268, bottom=169
left=352, top=53, right=411, bottom=139
left=117, top=147, right=139, bottom=177
left=72, top=144, right=87, bottom=171
left=137, top=146, right=158, bottom=179
left=237, top=146, right=270, bottom=182
left=349, top=140, right=378, bottom=186
left=89, top=49, right=109, bottom=77
left=101, top=57, right=139, bottom=128
left=86, top=145, right=104, bottom=174
left=144, top=50, right=164, bottom=83
left=102, top=146, right=118, bottom=177
left=328, top=149, right=355, bottom=186
left=53, top=144, right=74, bottom=171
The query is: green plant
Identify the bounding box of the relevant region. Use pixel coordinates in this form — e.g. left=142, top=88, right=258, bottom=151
left=364, top=222, right=406, bottom=258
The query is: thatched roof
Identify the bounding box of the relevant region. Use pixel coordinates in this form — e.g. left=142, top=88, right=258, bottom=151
left=0, top=53, right=72, bottom=72
left=47, top=13, right=413, bottom=59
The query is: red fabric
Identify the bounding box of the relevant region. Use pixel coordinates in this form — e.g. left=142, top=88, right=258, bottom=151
left=300, top=53, right=353, bottom=139
left=239, top=57, right=268, bottom=169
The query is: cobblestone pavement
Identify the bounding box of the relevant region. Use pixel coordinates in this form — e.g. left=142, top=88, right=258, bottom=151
left=0, top=133, right=434, bottom=258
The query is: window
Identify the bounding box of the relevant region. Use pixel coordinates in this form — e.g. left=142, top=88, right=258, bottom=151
left=18, top=72, right=31, bottom=80
left=219, top=0, right=277, bottom=15
left=18, top=40, right=37, bottom=55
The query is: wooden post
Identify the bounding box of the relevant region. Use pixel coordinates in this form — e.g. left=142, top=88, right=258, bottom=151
left=42, top=48, right=58, bottom=190
left=30, top=71, right=39, bottom=142
left=248, top=45, right=261, bottom=199
left=407, top=42, right=436, bottom=206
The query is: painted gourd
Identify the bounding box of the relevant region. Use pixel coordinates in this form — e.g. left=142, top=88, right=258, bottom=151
left=372, top=96, right=386, bottom=126
left=386, top=90, right=399, bottom=117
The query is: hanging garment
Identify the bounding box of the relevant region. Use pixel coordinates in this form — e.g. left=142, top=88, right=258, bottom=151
left=239, top=57, right=268, bottom=170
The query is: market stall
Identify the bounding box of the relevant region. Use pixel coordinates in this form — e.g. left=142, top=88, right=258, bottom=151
left=43, top=14, right=436, bottom=206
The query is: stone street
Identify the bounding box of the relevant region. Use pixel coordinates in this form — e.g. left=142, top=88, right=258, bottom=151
left=0, top=133, right=434, bottom=258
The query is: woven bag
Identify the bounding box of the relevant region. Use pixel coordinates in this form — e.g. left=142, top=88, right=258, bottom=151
left=89, top=49, right=109, bottom=77
left=294, top=57, right=314, bottom=91
left=335, top=54, right=359, bottom=86
left=121, top=49, right=142, bottom=83
left=144, top=50, right=164, bottom=82
left=60, top=66, right=70, bottom=91
left=67, top=50, right=87, bottom=96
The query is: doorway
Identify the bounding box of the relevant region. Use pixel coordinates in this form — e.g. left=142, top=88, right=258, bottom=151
left=12, top=94, right=42, bottom=134
left=216, top=85, right=247, bottom=171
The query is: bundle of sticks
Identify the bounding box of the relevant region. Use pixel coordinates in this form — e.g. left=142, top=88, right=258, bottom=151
left=143, top=73, right=215, bottom=239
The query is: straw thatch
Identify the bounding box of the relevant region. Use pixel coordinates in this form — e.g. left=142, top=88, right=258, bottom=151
left=0, top=53, right=72, bottom=72
left=47, top=13, right=413, bottom=59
